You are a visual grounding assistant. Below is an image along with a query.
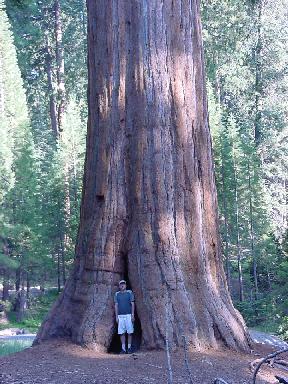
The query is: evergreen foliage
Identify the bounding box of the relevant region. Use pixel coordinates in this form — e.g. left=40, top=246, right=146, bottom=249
left=202, top=0, right=288, bottom=334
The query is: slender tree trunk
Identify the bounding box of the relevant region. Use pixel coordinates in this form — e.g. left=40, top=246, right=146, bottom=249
left=248, top=159, right=258, bottom=299
left=285, top=179, right=288, bottom=230
left=54, top=0, right=66, bottom=131
left=254, top=0, right=263, bottom=146
left=16, top=289, right=27, bottom=322
left=15, top=266, right=21, bottom=292
left=266, top=264, right=272, bottom=292
left=44, top=30, right=59, bottom=137
left=232, top=146, right=244, bottom=302
left=34, top=0, right=250, bottom=352
left=71, top=130, right=79, bottom=206
left=26, top=270, right=30, bottom=308
left=56, top=250, right=61, bottom=293
left=81, top=0, right=87, bottom=37
left=215, top=70, right=231, bottom=291
left=0, top=55, right=4, bottom=114
left=220, top=145, right=231, bottom=291
left=62, top=161, right=72, bottom=258
left=2, top=271, right=10, bottom=301
left=1, top=237, right=10, bottom=301
left=54, top=0, right=72, bottom=268
left=59, top=230, right=66, bottom=285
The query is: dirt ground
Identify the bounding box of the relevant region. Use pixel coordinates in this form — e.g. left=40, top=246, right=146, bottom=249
left=0, top=339, right=287, bottom=384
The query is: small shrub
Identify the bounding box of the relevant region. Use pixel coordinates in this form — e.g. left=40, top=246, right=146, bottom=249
left=0, top=300, right=12, bottom=312
left=277, top=316, right=288, bottom=340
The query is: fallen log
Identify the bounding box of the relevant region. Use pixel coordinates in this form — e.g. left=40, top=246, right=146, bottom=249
left=275, top=375, right=288, bottom=384
left=250, top=357, right=274, bottom=371
left=274, top=363, right=288, bottom=372
left=250, top=356, right=288, bottom=371
left=252, top=348, right=288, bottom=384
left=277, top=360, right=288, bottom=368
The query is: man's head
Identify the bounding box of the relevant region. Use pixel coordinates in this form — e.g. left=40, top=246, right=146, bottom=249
left=119, top=280, right=127, bottom=291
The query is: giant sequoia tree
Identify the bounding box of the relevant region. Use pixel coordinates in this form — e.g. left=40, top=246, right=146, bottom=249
left=34, top=0, right=250, bottom=351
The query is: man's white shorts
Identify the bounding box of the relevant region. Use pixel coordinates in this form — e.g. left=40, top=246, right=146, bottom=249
left=118, top=314, right=134, bottom=334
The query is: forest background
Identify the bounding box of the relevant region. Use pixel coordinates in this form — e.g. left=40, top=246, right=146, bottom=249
left=0, top=0, right=287, bottom=338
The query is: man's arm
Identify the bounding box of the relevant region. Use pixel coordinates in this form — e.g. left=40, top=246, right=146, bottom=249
left=131, top=302, right=135, bottom=322
left=114, top=292, right=119, bottom=323
left=130, top=291, right=135, bottom=322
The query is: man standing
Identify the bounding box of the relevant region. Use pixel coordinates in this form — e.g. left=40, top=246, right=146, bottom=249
left=114, top=280, right=135, bottom=354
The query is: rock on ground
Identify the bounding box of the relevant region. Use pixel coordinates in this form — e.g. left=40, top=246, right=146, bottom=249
left=249, top=330, right=288, bottom=350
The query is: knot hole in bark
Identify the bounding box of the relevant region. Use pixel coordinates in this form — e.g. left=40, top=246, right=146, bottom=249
left=96, top=194, right=105, bottom=202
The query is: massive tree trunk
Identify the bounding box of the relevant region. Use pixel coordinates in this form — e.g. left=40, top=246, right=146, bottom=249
left=34, top=0, right=250, bottom=352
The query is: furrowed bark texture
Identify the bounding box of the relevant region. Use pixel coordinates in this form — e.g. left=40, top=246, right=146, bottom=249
left=34, top=0, right=251, bottom=352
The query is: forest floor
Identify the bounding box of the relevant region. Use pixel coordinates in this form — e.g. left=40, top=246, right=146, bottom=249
left=0, top=338, right=288, bottom=384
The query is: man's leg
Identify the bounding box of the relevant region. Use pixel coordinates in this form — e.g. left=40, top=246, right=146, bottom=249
left=118, top=316, right=126, bottom=353
left=127, top=333, right=132, bottom=350
left=126, top=315, right=134, bottom=352
left=120, top=333, right=126, bottom=352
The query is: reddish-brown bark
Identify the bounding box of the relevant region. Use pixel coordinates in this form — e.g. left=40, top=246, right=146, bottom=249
left=34, top=0, right=251, bottom=352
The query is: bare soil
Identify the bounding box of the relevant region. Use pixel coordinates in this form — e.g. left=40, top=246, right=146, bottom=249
left=0, top=339, right=287, bottom=384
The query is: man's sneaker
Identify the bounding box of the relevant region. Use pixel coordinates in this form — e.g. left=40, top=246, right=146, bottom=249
left=119, top=349, right=126, bottom=354
left=127, top=347, right=133, bottom=354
